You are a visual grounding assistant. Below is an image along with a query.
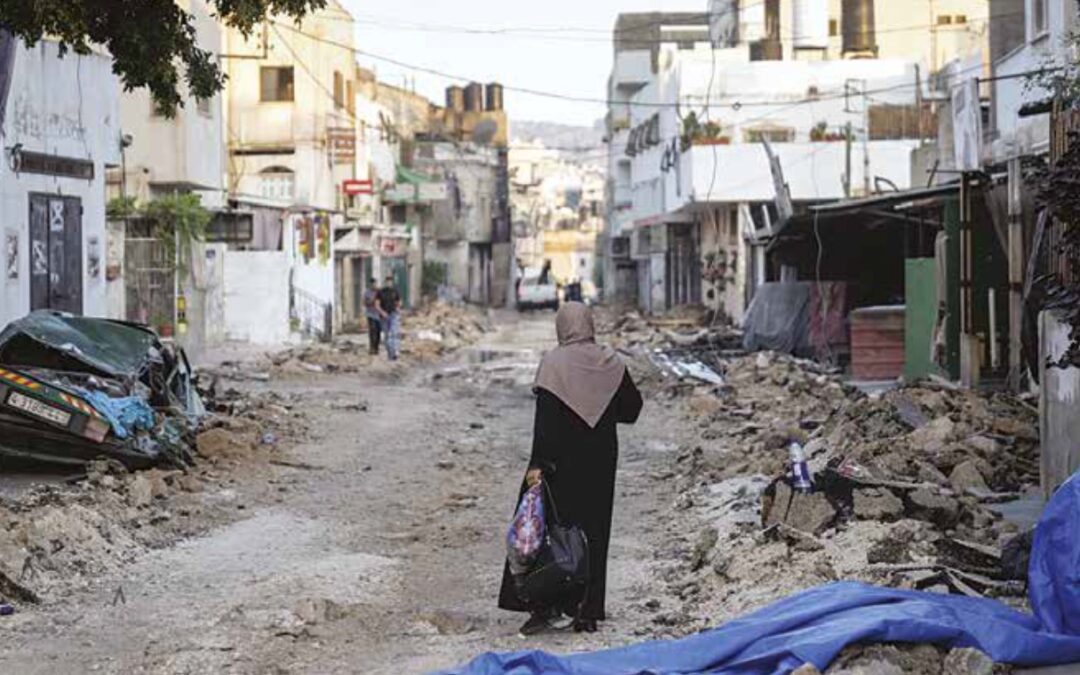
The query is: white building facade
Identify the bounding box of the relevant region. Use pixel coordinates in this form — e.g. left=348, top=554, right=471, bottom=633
left=1, top=36, right=121, bottom=328
left=604, top=1, right=990, bottom=319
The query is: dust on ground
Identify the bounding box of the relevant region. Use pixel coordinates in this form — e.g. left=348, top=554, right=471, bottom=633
left=0, top=305, right=1041, bottom=673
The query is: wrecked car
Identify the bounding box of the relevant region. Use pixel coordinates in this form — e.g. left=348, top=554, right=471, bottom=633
left=0, top=311, right=203, bottom=468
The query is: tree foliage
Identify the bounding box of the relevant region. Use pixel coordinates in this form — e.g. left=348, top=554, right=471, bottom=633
left=0, top=0, right=325, bottom=115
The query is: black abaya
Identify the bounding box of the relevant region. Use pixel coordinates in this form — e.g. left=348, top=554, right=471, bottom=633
left=498, top=370, right=643, bottom=620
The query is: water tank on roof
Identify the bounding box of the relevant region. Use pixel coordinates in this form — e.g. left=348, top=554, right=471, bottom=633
left=464, top=83, right=484, bottom=112
left=446, top=86, right=465, bottom=112
left=792, top=0, right=829, bottom=50
left=485, top=83, right=504, bottom=112
left=842, top=0, right=877, bottom=57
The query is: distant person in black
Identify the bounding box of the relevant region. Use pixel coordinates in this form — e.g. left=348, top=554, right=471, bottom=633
left=375, top=275, right=401, bottom=361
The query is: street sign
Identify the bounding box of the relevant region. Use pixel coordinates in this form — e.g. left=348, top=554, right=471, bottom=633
left=417, top=182, right=448, bottom=201
left=343, top=179, right=373, bottom=196
left=327, top=127, right=356, bottom=164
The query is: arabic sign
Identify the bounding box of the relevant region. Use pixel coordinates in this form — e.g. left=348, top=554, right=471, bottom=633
left=343, top=179, right=374, bottom=196
left=327, top=126, right=356, bottom=164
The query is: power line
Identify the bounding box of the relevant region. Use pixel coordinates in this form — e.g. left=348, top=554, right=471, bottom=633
left=316, top=7, right=1013, bottom=47
left=271, top=21, right=988, bottom=112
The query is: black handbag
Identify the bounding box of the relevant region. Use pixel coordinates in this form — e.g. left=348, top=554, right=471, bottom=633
left=516, top=481, right=590, bottom=608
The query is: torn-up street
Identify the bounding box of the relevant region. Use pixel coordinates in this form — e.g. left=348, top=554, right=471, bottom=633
left=0, top=305, right=1075, bottom=674
left=3, top=1, right=1080, bottom=673
left=0, top=309, right=689, bottom=673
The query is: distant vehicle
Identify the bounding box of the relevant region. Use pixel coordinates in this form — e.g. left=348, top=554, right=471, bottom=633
left=517, top=276, right=559, bottom=311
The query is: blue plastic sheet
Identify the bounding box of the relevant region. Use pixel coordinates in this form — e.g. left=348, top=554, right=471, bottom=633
left=437, top=471, right=1080, bottom=675
left=79, top=389, right=155, bottom=440
left=1030, top=471, right=1080, bottom=637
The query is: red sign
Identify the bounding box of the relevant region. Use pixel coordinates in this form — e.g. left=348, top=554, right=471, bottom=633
left=343, top=179, right=374, bottom=196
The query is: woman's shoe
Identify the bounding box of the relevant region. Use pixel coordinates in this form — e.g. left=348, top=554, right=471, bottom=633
left=572, top=618, right=598, bottom=633
left=518, top=611, right=554, bottom=638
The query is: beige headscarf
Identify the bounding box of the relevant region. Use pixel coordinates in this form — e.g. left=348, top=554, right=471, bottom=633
left=534, top=302, right=627, bottom=428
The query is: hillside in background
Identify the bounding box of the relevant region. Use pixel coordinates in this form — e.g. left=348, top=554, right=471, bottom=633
left=511, top=119, right=606, bottom=166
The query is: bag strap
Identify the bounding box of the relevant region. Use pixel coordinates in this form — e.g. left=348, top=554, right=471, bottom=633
left=541, top=480, right=563, bottom=527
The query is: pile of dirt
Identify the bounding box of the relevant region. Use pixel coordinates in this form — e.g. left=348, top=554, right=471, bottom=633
left=0, top=388, right=312, bottom=610
left=205, top=302, right=493, bottom=380
left=404, top=301, right=493, bottom=356
left=639, top=350, right=1039, bottom=647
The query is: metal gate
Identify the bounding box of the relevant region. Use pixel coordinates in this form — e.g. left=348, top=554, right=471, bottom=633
left=29, top=194, right=83, bottom=314
left=123, top=218, right=175, bottom=328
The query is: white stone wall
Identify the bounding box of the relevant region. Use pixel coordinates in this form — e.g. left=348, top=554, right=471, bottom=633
left=0, top=41, right=120, bottom=328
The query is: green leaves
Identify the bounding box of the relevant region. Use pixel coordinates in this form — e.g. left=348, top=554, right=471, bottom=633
left=0, top=0, right=326, bottom=116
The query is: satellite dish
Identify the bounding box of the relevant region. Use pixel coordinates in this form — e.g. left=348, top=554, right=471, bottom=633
left=473, top=119, right=499, bottom=145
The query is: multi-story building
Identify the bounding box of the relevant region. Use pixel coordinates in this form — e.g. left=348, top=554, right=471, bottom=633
left=221, top=1, right=358, bottom=341
left=603, top=0, right=990, bottom=319
left=106, top=0, right=227, bottom=354
left=0, top=32, right=121, bottom=328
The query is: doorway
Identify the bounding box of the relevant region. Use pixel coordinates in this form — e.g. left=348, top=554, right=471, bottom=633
left=29, top=194, right=83, bottom=314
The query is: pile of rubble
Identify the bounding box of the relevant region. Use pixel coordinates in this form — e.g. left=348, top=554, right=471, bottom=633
left=641, top=350, right=1042, bottom=667
left=209, top=302, right=494, bottom=380
left=597, top=309, right=743, bottom=395
left=0, top=382, right=311, bottom=613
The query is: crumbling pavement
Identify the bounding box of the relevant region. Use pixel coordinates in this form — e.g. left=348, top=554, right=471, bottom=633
left=602, top=310, right=1043, bottom=672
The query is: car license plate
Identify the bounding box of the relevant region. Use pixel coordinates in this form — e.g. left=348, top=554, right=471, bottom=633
left=6, top=391, right=72, bottom=427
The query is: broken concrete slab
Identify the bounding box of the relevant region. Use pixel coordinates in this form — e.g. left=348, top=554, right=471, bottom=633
left=942, top=647, right=993, bottom=675
left=949, top=460, right=990, bottom=494
left=764, top=481, right=836, bottom=534
left=853, top=488, right=904, bottom=521
left=906, top=488, right=961, bottom=528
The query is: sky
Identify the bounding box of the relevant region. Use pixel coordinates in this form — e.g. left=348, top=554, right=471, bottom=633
left=339, top=0, right=692, bottom=127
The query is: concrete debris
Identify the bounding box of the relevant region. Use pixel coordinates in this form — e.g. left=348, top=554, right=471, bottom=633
left=853, top=488, right=905, bottom=521
left=636, top=327, right=1040, bottom=664
left=943, top=647, right=994, bottom=675
left=949, top=460, right=991, bottom=494
left=203, top=303, right=491, bottom=382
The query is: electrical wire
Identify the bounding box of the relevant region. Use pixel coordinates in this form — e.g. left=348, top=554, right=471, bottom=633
left=320, top=4, right=1014, bottom=44
left=271, top=21, right=993, bottom=112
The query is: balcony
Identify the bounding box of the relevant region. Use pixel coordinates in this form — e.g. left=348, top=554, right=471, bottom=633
left=681, top=140, right=919, bottom=204
left=612, top=50, right=652, bottom=90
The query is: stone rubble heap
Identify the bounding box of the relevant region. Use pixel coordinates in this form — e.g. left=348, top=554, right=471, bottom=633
left=601, top=310, right=1040, bottom=672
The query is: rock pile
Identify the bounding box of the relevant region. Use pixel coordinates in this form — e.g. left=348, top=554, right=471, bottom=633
left=642, top=350, right=1041, bottom=648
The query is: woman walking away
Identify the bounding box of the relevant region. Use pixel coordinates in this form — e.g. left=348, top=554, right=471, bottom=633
left=498, top=302, right=643, bottom=637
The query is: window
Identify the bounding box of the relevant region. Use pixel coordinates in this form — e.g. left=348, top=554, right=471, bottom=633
left=206, top=213, right=254, bottom=243
left=260, top=66, right=295, bottom=102
left=937, top=15, right=953, bottom=25
left=260, top=166, right=295, bottom=200
left=954, top=14, right=967, bottom=24
left=828, top=19, right=838, bottom=37
left=346, top=80, right=355, bottom=115
left=333, top=70, right=344, bottom=110
left=1033, top=0, right=1048, bottom=37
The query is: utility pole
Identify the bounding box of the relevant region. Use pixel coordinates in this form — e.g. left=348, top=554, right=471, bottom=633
left=844, top=121, right=853, bottom=198
left=861, top=80, right=871, bottom=196
left=1007, top=158, right=1024, bottom=390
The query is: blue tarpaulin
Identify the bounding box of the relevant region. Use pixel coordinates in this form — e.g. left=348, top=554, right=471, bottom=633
left=437, top=471, right=1080, bottom=675
left=79, top=389, right=155, bottom=440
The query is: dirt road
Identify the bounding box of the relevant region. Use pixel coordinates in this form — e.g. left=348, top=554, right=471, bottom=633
left=0, top=311, right=695, bottom=674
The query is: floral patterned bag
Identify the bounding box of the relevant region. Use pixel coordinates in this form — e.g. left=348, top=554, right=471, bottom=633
left=506, top=482, right=546, bottom=575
